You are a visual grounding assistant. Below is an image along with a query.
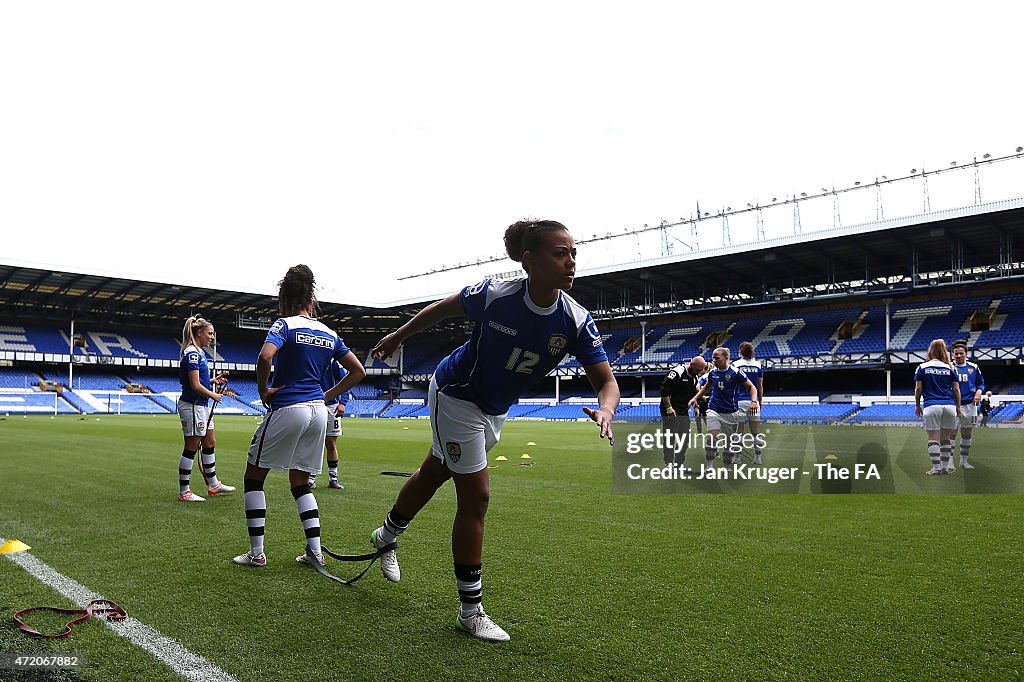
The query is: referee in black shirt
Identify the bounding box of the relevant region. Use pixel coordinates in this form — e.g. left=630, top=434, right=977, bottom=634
left=659, top=356, right=707, bottom=466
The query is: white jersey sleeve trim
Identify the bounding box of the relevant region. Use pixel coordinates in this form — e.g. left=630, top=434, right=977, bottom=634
left=484, top=279, right=526, bottom=310
left=560, top=291, right=591, bottom=332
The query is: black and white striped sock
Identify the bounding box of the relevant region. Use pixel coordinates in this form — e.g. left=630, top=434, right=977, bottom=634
left=959, top=437, right=971, bottom=461
left=455, top=563, right=483, bottom=618
left=940, top=440, right=952, bottom=467
left=201, top=446, right=220, bottom=488
left=379, top=506, right=411, bottom=544
left=327, top=459, right=339, bottom=481
left=244, top=479, right=266, bottom=556
left=927, top=440, right=940, bottom=468
left=705, top=446, right=716, bottom=469
left=178, top=448, right=197, bottom=495
left=292, top=485, right=321, bottom=557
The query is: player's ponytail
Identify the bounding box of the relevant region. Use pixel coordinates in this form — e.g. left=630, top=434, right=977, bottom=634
left=278, top=264, right=319, bottom=317
left=739, top=341, right=754, bottom=359
left=181, top=315, right=209, bottom=351
left=504, top=219, right=568, bottom=274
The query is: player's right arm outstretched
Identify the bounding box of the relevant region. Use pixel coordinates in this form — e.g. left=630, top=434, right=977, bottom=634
left=581, top=360, right=620, bottom=446
left=372, top=292, right=465, bottom=360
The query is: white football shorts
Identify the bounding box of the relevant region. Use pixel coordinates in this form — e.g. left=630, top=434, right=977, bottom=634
left=177, top=400, right=215, bottom=437
left=429, top=376, right=507, bottom=475
left=247, top=401, right=328, bottom=474
left=736, top=399, right=760, bottom=424
left=706, top=409, right=739, bottom=435
left=957, top=402, right=977, bottom=429
left=923, top=404, right=957, bottom=431
left=326, top=411, right=343, bottom=438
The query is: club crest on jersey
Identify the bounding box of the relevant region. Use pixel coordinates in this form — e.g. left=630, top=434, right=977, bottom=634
left=547, top=334, right=568, bottom=356
left=446, top=442, right=462, bottom=463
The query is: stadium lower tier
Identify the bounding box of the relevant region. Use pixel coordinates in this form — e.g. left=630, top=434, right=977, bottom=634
left=2, top=388, right=1020, bottom=427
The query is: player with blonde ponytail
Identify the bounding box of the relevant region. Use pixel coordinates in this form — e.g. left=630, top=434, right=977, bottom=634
left=175, top=315, right=235, bottom=502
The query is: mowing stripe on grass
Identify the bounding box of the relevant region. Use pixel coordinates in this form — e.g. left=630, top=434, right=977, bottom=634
left=2, top=541, right=237, bottom=682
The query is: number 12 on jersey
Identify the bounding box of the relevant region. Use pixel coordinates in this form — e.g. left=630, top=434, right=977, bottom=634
left=505, top=347, right=540, bottom=374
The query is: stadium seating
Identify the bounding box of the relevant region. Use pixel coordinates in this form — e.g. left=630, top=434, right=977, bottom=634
left=761, top=403, right=860, bottom=425
left=349, top=384, right=380, bottom=399
left=527, top=404, right=600, bottom=420
left=989, top=402, right=1024, bottom=424
left=618, top=403, right=661, bottom=422
left=0, top=368, right=42, bottom=389
left=0, top=391, right=76, bottom=414
left=844, top=404, right=918, bottom=424
left=506, top=404, right=547, bottom=418
left=345, top=399, right=390, bottom=417
left=381, top=403, right=425, bottom=418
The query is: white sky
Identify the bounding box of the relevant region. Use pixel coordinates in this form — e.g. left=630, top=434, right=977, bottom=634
left=2, top=2, right=1022, bottom=306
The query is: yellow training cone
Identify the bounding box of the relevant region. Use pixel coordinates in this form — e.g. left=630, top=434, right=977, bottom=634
left=495, top=456, right=508, bottom=461
left=825, top=453, right=839, bottom=461
left=520, top=453, right=531, bottom=459
left=0, top=539, right=31, bottom=554
left=526, top=441, right=537, bottom=446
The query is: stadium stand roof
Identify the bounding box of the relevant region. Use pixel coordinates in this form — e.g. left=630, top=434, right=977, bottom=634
left=567, top=199, right=1024, bottom=319
left=3, top=199, right=1023, bottom=337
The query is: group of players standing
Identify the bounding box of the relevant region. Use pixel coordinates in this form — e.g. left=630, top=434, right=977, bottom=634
left=172, top=221, right=618, bottom=643
left=659, top=341, right=764, bottom=471
left=659, top=335, right=990, bottom=477
left=169, top=220, right=992, bottom=645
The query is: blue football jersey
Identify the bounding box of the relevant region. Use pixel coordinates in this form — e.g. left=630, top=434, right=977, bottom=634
left=706, top=366, right=747, bottom=414
left=179, top=344, right=211, bottom=406
left=321, top=359, right=352, bottom=407
left=434, top=279, right=608, bottom=415
left=264, top=316, right=350, bottom=409
left=952, top=361, right=985, bottom=405
left=914, top=360, right=957, bottom=407
left=731, top=358, right=763, bottom=401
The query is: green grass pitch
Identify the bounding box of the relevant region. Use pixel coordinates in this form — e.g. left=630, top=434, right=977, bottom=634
left=1, top=415, right=1021, bottom=681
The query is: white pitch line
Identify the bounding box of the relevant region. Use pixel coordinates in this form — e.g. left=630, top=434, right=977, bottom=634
left=2, top=541, right=238, bottom=682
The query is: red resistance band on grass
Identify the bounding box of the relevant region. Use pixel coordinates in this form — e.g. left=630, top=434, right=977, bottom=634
left=13, top=599, right=127, bottom=639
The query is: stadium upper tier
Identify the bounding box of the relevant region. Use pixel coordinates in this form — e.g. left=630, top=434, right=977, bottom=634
left=2, top=291, right=1022, bottom=375
left=368, top=292, right=1024, bottom=374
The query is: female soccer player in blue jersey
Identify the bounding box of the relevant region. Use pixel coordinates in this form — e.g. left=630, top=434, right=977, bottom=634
left=176, top=315, right=234, bottom=502
left=733, top=341, right=765, bottom=463
left=950, top=340, right=984, bottom=471
left=688, top=346, right=758, bottom=470
left=233, top=265, right=365, bottom=568
left=368, top=220, right=619, bottom=642
left=914, top=339, right=962, bottom=475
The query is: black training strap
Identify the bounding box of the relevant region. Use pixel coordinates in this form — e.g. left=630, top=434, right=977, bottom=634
left=305, top=541, right=398, bottom=586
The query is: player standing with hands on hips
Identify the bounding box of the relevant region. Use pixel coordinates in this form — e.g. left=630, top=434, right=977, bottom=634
left=232, top=265, right=365, bottom=568
left=368, top=220, right=619, bottom=642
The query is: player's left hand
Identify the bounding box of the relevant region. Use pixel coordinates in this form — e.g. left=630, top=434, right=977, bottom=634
left=582, top=407, right=614, bottom=446
left=336, top=403, right=346, bottom=417
left=749, top=400, right=759, bottom=414
left=259, top=386, right=281, bottom=407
